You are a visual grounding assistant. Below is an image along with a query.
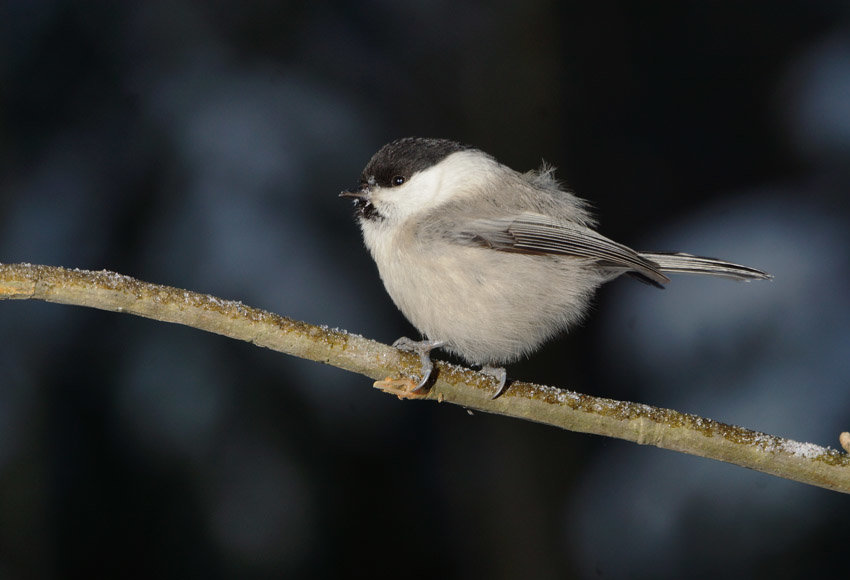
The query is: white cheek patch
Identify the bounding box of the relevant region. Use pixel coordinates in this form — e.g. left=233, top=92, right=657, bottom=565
left=371, top=151, right=497, bottom=222
left=384, top=166, right=445, bottom=218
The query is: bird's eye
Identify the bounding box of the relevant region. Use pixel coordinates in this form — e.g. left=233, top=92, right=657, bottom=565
left=391, top=175, right=405, bottom=187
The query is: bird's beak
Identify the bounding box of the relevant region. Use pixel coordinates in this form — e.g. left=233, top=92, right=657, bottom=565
left=339, top=185, right=369, bottom=200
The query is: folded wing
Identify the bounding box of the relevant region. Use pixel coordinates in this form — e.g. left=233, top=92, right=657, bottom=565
left=453, top=213, right=670, bottom=286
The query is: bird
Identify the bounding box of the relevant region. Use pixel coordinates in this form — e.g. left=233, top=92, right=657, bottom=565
left=341, top=137, right=771, bottom=398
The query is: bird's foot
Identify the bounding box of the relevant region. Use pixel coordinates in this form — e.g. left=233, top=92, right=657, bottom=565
left=391, top=337, right=446, bottom=391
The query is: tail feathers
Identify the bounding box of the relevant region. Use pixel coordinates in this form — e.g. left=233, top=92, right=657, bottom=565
left=639, top=252, right=772, bottom=282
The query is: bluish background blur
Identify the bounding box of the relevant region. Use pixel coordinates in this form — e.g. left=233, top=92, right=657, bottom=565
left=2, top=1, right=849, bottom=578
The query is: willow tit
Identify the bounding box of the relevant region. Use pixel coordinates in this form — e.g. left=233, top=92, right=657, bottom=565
left=341, top=137, right=771, bottom=397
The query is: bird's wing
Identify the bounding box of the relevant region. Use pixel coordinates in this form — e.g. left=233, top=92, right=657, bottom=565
left=452, top=212, right=669, bottom=286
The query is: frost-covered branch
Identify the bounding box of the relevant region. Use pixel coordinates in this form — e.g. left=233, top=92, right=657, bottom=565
left=2, top=262, right=849, bottom=493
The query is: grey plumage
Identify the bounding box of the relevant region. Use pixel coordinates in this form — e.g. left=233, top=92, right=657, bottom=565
left=342, top=137, right=771, bottom=389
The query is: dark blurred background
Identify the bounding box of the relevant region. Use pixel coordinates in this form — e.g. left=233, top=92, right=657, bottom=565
left=2, top=1, right=849, bottom=578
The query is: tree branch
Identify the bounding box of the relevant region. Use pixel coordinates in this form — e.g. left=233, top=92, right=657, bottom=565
left=2, top=262, right=848, bottom=493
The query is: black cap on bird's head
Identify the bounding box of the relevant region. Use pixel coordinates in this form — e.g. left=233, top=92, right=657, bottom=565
left=361, top=137, right=472, bottom=188
left=340, top=137, right=472, bottom=220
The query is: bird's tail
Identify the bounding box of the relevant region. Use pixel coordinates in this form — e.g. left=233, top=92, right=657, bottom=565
left=639, top=251, right=772, bottom=282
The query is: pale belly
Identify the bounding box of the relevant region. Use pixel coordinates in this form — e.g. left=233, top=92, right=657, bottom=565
left=372, top=239, right=602, bottom=365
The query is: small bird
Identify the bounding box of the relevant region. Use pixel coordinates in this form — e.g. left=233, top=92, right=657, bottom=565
left=341, top=137, right=771, bottom=397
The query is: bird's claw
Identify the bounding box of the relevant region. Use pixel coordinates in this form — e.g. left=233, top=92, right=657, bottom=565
left=373, top=376, right=428, bottom=399
left=387, top=338, right=509, bottom=398
left=392, top=337, right=446, bottom=391
left=481, top=365, right=509, bottom=399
